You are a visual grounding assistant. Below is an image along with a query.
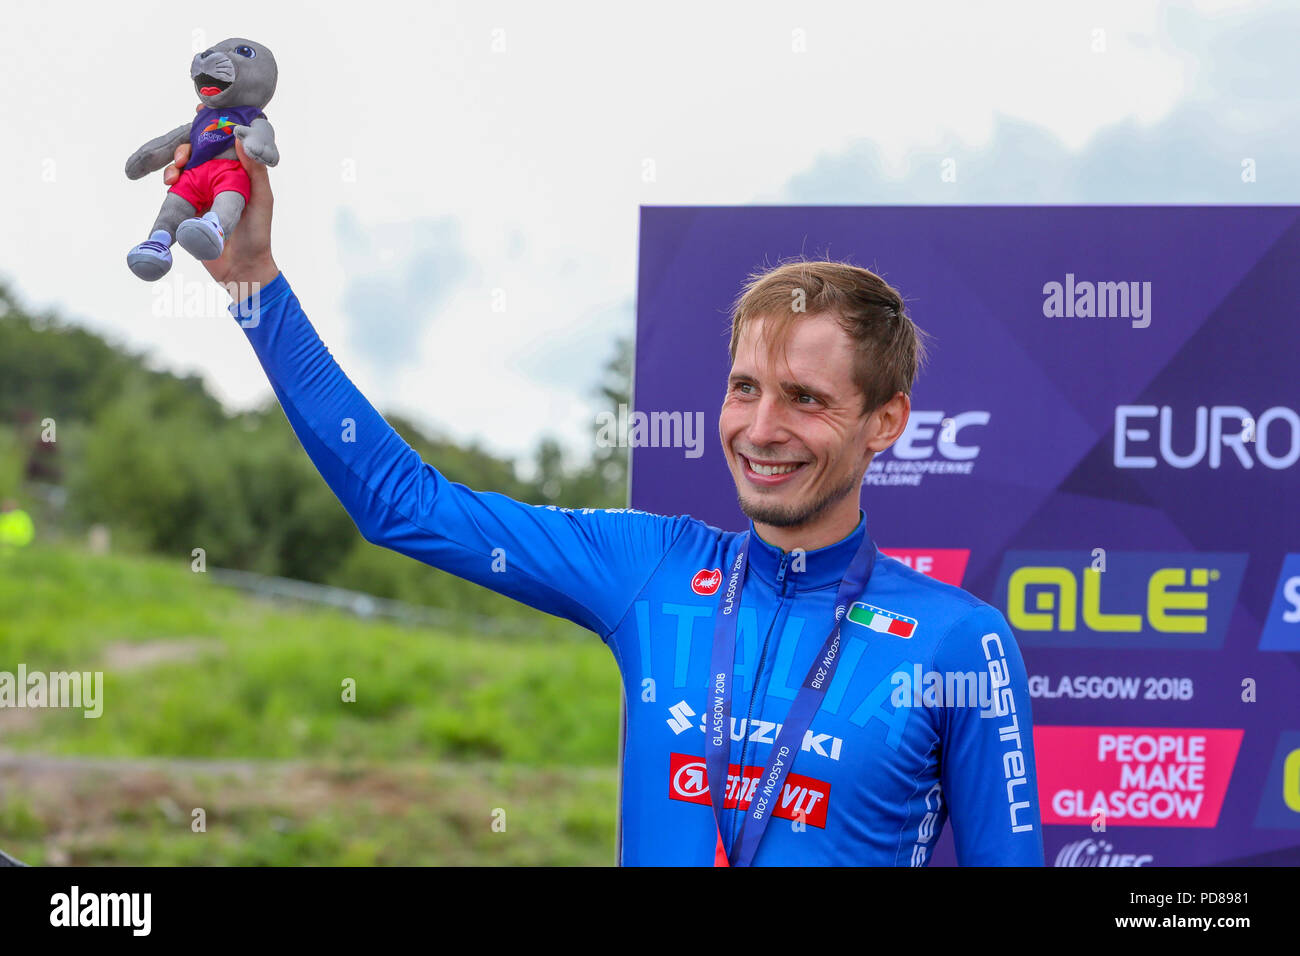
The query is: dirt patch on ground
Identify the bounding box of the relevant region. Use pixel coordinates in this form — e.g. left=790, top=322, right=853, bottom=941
left=0, top=706, right=43, bottom=734
left=100, top=638, right=224, bottom=672
left=0, top=640, right=223, bottom=736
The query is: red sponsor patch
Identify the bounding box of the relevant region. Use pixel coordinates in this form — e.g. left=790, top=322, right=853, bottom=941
left=691, top=568, right=722, bottom=595
left=1034, top=726, right=1243, bottom=828
left=668, top=752, right=830, bottom=828
left=879, top=548, right=970, bottom=586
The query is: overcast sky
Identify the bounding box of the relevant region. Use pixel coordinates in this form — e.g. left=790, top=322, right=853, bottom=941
left=2, top=0, right=1293, bottom=470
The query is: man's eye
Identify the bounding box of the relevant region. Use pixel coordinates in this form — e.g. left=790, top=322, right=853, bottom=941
left=733, top=382, right=755, bottom=394
left=796, top=393, right=818, bottom=405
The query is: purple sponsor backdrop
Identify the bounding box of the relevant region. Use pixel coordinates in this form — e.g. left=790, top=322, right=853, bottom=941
left=631, top=206, right=1300, bottom=866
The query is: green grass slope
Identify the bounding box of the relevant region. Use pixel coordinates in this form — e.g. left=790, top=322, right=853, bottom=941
left=0, top=544, right=623, bottom=865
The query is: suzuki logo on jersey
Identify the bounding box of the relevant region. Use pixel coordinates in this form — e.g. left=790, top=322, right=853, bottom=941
left=1114, top=405, right=1300, bottom=470
left=666, top=700, right=696, bottom=735
left=666, top=701, right=844, bottom=760
left=691, top=568, right=721, bottom=596
left=879, top=548, right=970, bottom=586
left=846, top=602, right=917, bottom=638
left=668, top=753, right=830, bottom=828
left=995, top=551, right=1247, bottom=649
left=1035, top=726, right=1243, bottom=828
left=1259, top=554, right=1300, bottom=650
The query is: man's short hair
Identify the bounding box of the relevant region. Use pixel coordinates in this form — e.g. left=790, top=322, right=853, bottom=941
left=727, top=258, right=929, bottom=414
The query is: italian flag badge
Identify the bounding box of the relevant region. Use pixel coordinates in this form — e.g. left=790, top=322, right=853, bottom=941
left=846, top=602, right=917, bottom=638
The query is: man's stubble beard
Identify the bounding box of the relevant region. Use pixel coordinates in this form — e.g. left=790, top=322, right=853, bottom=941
left=735, top=465, right=862, bottom=530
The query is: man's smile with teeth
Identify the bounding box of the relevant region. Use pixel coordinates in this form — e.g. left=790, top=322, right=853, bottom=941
left=744, top=456, right=806, bottom=476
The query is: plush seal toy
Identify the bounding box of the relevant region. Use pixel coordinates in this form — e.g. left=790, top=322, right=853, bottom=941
left=124, top=38, right=279, bottom=280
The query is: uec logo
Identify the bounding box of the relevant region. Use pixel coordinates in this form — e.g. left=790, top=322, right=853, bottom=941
left=995, top=551, right=1248, bottom=649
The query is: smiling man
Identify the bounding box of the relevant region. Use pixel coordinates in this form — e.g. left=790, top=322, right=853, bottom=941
left=182, top=139, right=1043, bottom=866
left=720, top=275, right=913, bottom=552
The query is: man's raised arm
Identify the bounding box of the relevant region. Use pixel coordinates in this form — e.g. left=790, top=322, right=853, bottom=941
left=185, top=139, right=687, bottom=639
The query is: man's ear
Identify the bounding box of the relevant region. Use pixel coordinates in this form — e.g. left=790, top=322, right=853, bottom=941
left=865, top=391, right=910, bottom=453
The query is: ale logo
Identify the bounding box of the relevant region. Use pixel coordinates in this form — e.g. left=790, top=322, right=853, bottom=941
left=994, top=551, right=1248, bottom=649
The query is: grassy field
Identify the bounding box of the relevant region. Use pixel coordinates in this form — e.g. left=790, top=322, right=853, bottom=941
left=0, top=543, right=622, bottom=865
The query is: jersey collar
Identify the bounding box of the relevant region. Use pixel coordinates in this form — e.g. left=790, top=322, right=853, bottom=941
left=743, top=510, right=872, bottom=592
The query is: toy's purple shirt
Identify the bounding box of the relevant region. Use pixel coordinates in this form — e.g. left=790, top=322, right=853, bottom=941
left=188, top=106, right=266, bottom=168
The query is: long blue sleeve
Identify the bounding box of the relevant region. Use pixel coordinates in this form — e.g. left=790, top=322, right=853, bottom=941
left=228, top=272, right=687, bottom=638
left=933, top=604, right=1045, bottom=865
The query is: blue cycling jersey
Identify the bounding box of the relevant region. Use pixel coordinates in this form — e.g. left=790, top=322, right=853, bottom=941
left=230, top=272, right=1045, bottom=866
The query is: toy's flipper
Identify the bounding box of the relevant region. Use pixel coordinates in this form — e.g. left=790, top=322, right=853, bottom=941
left=233, top=121, right=280, bottom=166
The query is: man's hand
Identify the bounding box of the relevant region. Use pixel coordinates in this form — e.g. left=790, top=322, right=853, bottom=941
left=164, top=130, right=279, bottom=299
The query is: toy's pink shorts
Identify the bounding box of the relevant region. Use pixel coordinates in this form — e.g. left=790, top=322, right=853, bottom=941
left=167, top=158, right=251, bottom=215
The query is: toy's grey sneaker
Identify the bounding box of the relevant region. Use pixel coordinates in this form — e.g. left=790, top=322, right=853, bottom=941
left=126, top=231, right=174, bottom=281
left=176, top=212, right=225, bottom=261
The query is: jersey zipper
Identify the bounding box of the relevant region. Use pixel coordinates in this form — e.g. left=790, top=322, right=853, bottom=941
left=730, top=550, right=791, bottom=847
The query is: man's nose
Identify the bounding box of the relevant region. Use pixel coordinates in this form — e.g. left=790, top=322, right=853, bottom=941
left=746, top=394, right=789, bottom=446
